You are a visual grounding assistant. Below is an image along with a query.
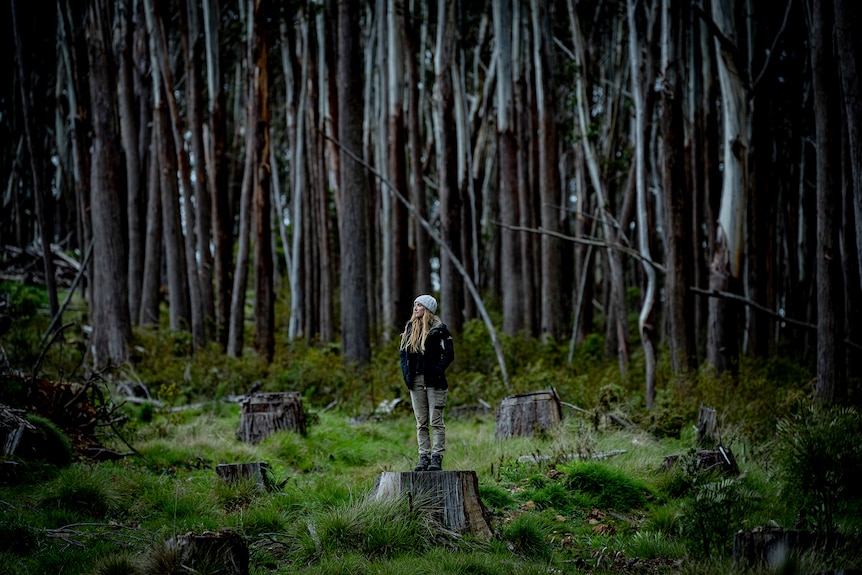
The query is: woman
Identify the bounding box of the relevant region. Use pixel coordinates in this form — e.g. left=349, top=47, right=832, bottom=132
left=399, top=294, right=454, bottom=471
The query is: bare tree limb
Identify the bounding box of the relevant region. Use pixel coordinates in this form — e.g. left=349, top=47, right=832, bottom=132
left=690, top=286, right=862, bottom=352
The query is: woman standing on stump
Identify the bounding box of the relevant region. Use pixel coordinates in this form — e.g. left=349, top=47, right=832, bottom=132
left=400, top=295, right=454, bottom=471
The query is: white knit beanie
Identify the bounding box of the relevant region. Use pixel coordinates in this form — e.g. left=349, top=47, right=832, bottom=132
left=414, top=294, right=438, bottom=314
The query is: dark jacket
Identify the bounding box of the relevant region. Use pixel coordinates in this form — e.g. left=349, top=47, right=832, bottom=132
left=400, top=317, right=454, bottom=390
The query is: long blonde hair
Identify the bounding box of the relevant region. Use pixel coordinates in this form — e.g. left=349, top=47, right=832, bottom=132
left=399, top=311, right=434, bottom=353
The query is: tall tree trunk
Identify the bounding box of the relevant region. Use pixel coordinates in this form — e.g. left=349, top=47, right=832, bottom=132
left=707, top=0, right=748, bottom=377
left=139, top=136, right=162, bottom=326
left=494, top=0, right=523, bottom=336
left=339, top=0, right=371, bottom=365
left=227, top=37, right=255, bottom=358
left=116, top=0, right=144, bottom=325
left=435, top=0, right=464, bottom=332
left=11, top=0, right=60, bottom=319
left=834, top=0, right=862, bottom=291
left=85, top=0, right=132, bottom=366
left=203, top=0, right=232, bottom=349
left=402, top=1, right=431, bottom=295
left=812, top=0, right=846, bottom=403
left=389, top=0, right=412, bottom=333
left=250, top=0, right=274, bottom=362
left=531, top=0, right=562, bottom=343
left=183, top=0, right=215, bottom=334
left=627, top=0, right=657, bottom=408
left=662, top=0, right=696, bottom=374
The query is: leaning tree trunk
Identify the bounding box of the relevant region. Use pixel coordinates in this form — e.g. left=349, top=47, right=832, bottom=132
left=86, top=0, right=132, bottom=366
left=812, top=0, right=846, bottom=404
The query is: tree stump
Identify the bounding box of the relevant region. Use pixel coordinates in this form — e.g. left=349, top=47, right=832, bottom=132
left=495, top=389, right=562, bottom=439
left=373, top=470, right=493, bottom=539
left=0, top=404, right=35, bottom=456
left=662, top=445, right=739, bottom=475
left=165, top=530, right=248, bottom=575
left=215, top=462, right=274, bottom=491
left=697, top=405, right=719, bottom=446
left=237, top=392, right=306, bottom=444
left=733, top=527, right=845, bottom=569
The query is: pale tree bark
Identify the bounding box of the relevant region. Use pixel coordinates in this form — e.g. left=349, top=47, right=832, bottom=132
left=11, top=0, right=60, bottom=319
left=627, top=0, right=657, bottom=408
left=811, top=0, right=846, bottom=403
left=707, top=0, right=748, bottom=376
left=531, top=0, right=563, bottom=343
left=203, top=0, right=233, bottom=349
left=251, top=0, right=274, bottom=362
left=567, top=2, right=629, bottom=374
left=434, top=0, right=464, bottom=332
left=227, top=9, right=255, bottom=358
left=288, top=12, right=309, bottom=341
left=182, top=0, right=215, bottom=333
left=339, top=0, right=371, bottom=365
left=85, top=0, right=132, bottom=366
left=494, top=0, right=522, bottom=335
left=402, top=1, right=431, bottom=296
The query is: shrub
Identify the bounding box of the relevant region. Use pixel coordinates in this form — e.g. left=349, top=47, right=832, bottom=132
left=23, top=415, right=73, bottom=467
left=773, top=403, right=862, bottom=532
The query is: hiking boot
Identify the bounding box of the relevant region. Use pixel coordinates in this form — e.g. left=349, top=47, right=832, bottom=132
left=428, top=454, right=443, bottom=471
left=414, top=454, right=431, bottom=472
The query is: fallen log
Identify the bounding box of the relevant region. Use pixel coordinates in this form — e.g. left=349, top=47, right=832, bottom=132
left=373, top=470, right=493, bottom=539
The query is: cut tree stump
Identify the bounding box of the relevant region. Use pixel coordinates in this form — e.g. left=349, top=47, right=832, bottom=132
left=495, top=389, right=562, bottom=439
left=373, top=470, right=493, bottom=539
left=237, top=392, right=306, bottom=444
left=733, top=527, right=846, bottom=569
left=165, top=530, right=248, bottom=575
left=662, top=445, right=739, bottom=475
left=215, top=462, right=274, bottom=491
left=697, top=405, right=719, bottom=446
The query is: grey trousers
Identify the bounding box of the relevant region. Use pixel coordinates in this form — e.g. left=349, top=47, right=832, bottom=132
left=409, top=374, right=448, bottom=456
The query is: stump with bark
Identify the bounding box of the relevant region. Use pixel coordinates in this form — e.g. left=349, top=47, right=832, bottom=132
left=236, top=392, right=306, bottom=444
left=495, top=389, right=562, bottom=439
left=697, top=405, right=719, bottom=446
left=215, top=462, right=276, bottom=491
left=164, top=530, right=249, bottom=575
left=373, top=470, right=493, bottom=539
left=662, top=445, right=739, bottom=475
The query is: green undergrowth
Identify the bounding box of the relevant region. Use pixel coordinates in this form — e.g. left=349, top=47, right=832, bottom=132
left=2, top=283, right=862, bottom=573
